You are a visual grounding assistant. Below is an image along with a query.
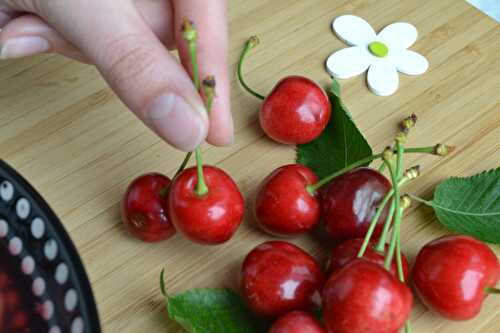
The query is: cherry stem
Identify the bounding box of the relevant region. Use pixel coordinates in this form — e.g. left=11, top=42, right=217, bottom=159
left=182, top=18, right=211, bottom=197
left=237, top=36, right=265, bottom=100
left=485, top=287, right=500, bottom=294
left=307, top=146, right=435, bottom=194
left=357, top=177, right=408, bottom=258
left=174, top=152, right=193, bottom=179
left=384, top=141, right=404, bottom=270
left=395, top=232, right=404, bottom=282
left=405, top=321, right=412, bottom=333
left=374, top=200, right=396, bottom=253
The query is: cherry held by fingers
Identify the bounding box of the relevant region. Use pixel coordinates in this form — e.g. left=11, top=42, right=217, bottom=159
left=254, top=164, right=320, bottom=237
left=268, top=311, right=326, bottom=333
left=322, top=259, right=413, bottom=333
left=413, top=235, right=500, bottom=320
left=326, top=238, right=409, bottom=280
left=168, top=166, right=244, bottom=245
left=260, top=76, right=331, bottom=144
left=121, top=173, right=176, bottom=242
left=241, top=241, right=324, bottom=318
left=322, top=167, right=391, bottom=241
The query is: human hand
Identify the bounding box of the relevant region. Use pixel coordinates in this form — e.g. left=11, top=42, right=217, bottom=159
left=0, top=0, right=232, bottom=151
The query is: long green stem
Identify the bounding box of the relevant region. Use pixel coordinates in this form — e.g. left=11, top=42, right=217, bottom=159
left=182, top=19, right=210, bottom=196
left=395, top=232, right=404, bottom=281
left=357, top=190, right=394, bottom=258
left=375, top=172, right=414, bottom=253
left=307, top=146, right=434, bottom=195
left=384, top=142, right=404, bottom=269
left=237, top=36, right=265, bottom=100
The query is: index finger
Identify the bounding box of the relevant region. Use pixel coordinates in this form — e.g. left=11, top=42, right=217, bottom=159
left=172, top=0, right=233, bottom=146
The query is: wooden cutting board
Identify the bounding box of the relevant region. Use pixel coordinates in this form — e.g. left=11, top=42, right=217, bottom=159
left=0, top=0, right=498, bottom=332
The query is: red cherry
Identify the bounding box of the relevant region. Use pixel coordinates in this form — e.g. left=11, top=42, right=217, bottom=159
left=254, top=164, right=320, bottom=237
left=168, top=166, right=244, bottom=245
left=322, top=259, right=413, bottom=333
left=269, top=310, right=325, bottom=333
left=413, top=235, right=500, bottom=320
left=260, top=76, right=331, bottom=144
left=241, top=241, right=324, bottom=318
left=121, top=173, right=175, bottom=242
left=322, top=168, right=391, bottom=241
left=327, top=238, right=409, bottom=280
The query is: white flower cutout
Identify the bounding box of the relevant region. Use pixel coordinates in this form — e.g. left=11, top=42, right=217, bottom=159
left=326, top=15, right=429, bottom=96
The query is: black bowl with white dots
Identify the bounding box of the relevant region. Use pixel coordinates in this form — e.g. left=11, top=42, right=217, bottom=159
left=0, top=160, right=101, bottom=332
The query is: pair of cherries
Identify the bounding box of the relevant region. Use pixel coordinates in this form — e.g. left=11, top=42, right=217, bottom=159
left=121, top=167, right=244, bottom=245
left=241, top=236, right=499, bottom=333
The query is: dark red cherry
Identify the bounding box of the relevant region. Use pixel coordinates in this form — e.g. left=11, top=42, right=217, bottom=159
left=322, top=259, right=413, bottom=333
left=327, top=238, right=409, bottom=280
left=241, top=241, right=324, bottom=318
left=168, top=166, right=244, bottom=245
left=254, top=164, right=320, bottom=237
left=121, top=173, right=175, bottom=242
left=268, top=310, right=325, bottom=333
left=413, top=235, right=500, bottom=320
left=322, top=168, right=391, bottom=241
left=260, top=76, right=331, bottom=144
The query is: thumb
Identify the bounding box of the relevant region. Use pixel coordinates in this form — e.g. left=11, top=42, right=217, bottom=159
left=36, top=1, right=208, bottom=151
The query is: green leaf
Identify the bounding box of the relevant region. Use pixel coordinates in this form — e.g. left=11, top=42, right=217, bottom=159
left=166, top=288, right=263, bottom=333
left=296, top=78, right=373, bottom=179
left=426, top=168, right=500, bottom=244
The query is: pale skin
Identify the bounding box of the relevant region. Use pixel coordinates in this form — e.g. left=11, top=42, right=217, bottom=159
left=0, top=0, right=232, bottom=152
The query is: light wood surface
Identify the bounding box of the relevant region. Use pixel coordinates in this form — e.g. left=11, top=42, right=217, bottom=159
left=1, top=0, right=499, bottom=332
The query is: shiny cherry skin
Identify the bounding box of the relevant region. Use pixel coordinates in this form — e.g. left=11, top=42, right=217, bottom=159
left=168, top=166, right=244, bottom=245
left=322, top=167, right=391, bottom=241
left=121, top=173, right=175, bottom=242
left=241, top=241, right=324, bottom=318
left=322, top=259, right=413, bottom=333
left=254, top=164, right=320, bottom=237
left=260, top=76, right=331, bottom=144
left=413, top=235, right=500, bottom=320
left=269, top=311, right=326, bottom=333
left=327, top=238, right=409, bottom=280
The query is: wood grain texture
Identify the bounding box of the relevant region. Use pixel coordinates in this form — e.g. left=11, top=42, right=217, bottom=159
left=1, top=0, right=499, bottom=332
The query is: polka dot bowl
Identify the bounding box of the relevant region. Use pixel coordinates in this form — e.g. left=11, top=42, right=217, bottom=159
left=0, top=160, right=100, bottom=333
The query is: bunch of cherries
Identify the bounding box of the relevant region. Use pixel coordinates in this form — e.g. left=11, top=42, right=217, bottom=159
left=121, top=23, right=500, bottom=333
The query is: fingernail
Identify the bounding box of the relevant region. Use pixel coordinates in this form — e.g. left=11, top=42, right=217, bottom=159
left=148, top=93, right=208, bottom=151
left=0, top=36, right=50, bottom=60
left=0, top=12, right=11, bottom=27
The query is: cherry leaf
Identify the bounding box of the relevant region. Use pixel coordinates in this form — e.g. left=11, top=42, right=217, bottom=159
left=419, top=168, right=500, bottom=244
left=296, top=78, right=373, bottom=179
left=161, top=276, right=264, bottom=333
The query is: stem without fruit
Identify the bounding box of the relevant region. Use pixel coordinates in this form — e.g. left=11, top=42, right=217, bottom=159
left=375, top=200, right=396, bottom=253
left=306, top=146, right=441, bottom=194
left=357, top=189, right=393, bottom=258
left=383, top=144, right=402, bottom=270
left=237, top=36, right=265, bottom=100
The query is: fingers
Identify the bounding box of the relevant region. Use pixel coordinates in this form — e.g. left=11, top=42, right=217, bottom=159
left=31, top=0, right=208, bottom=151
left=172, top=0, right=233, bottom=146
left=0, top=14, right=89, bottom=62
left=0, top=0, right=174, bottom=62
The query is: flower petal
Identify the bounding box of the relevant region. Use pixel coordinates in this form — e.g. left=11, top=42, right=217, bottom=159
left=394, top=50, right=429, bottom=75
left=377, top=22, right=418, bottom=50
left=326, top=46, right=371, bottom=79
left=367, top=63, right=399, bottom=96
left=332, top=15, right=377, bottom=46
